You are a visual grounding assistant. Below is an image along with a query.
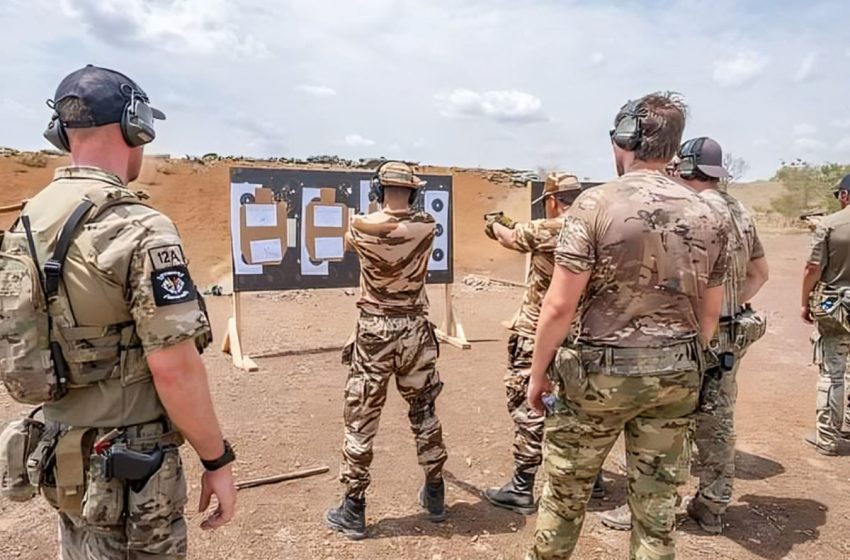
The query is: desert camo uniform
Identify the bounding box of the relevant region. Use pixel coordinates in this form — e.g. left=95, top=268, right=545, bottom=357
left=338, top=208, right=448, bottom=499
left=527, top=170, right=727, bottom=560
left=808, top=207, right=850, bottom=453
left=693, top=187, right=764, bottom=517
left=9, top=166, right=211, bottom=559
left=502, top=219, right=564, bottom=476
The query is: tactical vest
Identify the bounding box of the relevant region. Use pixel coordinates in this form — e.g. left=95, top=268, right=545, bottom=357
left=0, top=180, right=151, bottom=404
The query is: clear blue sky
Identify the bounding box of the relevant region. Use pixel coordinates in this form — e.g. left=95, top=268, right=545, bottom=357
left=1, top=0, right=848, bottom=180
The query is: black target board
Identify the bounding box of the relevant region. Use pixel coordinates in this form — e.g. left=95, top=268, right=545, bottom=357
left=230, top=167, right=453, bottom=292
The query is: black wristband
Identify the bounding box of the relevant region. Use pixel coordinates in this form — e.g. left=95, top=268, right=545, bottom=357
left=201, top=439, right=235, bottom=471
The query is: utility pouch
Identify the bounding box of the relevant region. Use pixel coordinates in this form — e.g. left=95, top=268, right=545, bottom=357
left=81, top=453, right=125, bottom=527
left=54, top=427, right=93, bottom=514
left=734, top=305, right=767, bottom=350
left=0, top=407, right=44, bottom=502
left=550, top=346, right=585, bottom=397
left=809, top=283, right=850, bottom=333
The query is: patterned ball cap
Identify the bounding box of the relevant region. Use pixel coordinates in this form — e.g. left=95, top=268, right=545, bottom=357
left=376, top=161, right=426, bottom=189
left=532, top=172, right=582, bottom=204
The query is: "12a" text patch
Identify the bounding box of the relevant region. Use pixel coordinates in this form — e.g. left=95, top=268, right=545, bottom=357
left=148, top=245, right=186, bottom=271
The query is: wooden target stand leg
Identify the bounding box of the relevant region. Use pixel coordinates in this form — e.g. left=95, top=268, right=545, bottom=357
left=434, top=284, right=471, bottom=350
left=221, top=292, right=258, bottom=371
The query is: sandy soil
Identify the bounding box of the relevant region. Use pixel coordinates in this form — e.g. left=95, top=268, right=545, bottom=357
left=0, top=155, right=848, bottom=560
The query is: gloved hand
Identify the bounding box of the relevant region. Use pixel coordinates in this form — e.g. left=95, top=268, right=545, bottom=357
left=484, top=212, right=515, bottom=240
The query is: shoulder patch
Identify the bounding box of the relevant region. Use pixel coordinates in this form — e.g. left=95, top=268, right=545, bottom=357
left=151, top=265, right=198, bottom=307
left=148, top=245, right=186, bottom=270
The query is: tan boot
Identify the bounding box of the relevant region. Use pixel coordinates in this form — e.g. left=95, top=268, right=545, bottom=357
left=598, top=504, right=632, bottom=531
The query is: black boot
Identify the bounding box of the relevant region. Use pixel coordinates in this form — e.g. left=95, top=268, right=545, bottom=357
left=325, top=496, right=366, bottom=540
left=419, top=479, right=447, bottom=523
left=484, top=471, right=536, bottom=515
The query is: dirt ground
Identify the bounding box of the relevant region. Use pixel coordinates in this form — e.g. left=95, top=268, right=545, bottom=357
left=0, top=155, right=848, bottom=559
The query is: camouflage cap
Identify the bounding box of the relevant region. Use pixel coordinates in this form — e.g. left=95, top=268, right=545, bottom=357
left=532, top=172, right=582, bottom=204
left=376, top=161, right=425, bottom=189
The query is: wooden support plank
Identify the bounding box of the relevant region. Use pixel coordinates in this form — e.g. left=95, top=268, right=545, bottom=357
left=221, top=293, right=258, bottom=371
left=434, top=283, right=471, bottom=349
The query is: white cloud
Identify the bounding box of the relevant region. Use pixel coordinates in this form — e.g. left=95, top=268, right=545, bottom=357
left=436, top=88, right=543, bottom=123
left=713, top=51, right=770, bottom=88
left=794, top=52, right=817, bottom=82
left=344, top=134, right=375, bottom=147
left=297, top=84, right=336, bottom=97
left=793, top=123, right=817, bottom=136
left=588, top=51, right=606, bottom=67
left=836, top=137, right=850, bottom=152
left=833, top=118, right=850, bottom=129
left=60, top=0, right=267, bottom=57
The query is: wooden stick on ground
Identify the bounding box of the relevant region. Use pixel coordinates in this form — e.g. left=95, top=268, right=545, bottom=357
left=235, top=465, right=330, bottom=491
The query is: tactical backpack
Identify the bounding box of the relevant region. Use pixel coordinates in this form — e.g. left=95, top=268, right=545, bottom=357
left=0, top=195, right=146, bottom=405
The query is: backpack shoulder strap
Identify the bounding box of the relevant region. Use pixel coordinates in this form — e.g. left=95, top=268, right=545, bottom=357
left=43, top=200, right=96, bottom=300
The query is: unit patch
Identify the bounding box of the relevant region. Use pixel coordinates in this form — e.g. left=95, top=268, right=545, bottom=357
left=151, top=265, right=197, bottom=307
left=148, top=245, right=186, bottom=270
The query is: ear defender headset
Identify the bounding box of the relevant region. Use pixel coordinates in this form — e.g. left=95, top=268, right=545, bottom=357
left=369, top=162, right=420, bottom=205
left=610, top=99, right=643, bottom=152
left=676, top=137, right=707, bottom=181
left=43, top=83, right=158, bottom=152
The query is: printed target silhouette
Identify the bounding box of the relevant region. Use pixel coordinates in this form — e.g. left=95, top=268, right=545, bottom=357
left=240, top=193, right=255, bottom=205
left=435, top=223, right=444, bottom=237
left=432, top=248, right=445, bottom=262
left=431, top=198, right=444, bottom=213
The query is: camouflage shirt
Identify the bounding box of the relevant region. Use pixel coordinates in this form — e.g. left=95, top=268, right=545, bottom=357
left=700, top=188, right=765, bottom=317
left=809, top=205, right=850, bottom=290
left=23, top=167, right=211, bottom=427
left=506, top=218, right=563, bottom=338
left=347, top=209, right=435, bottom=316
left=556, top=170, right=728, bottom=348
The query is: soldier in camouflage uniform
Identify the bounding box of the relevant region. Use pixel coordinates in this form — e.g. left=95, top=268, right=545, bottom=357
left=326, top=162, right=448, bottom=540
left=525, top=93, right=728, bottom=559
left=802, top=174, right=850, bottom=456
left=0, top=66, right=236, bottom=559
left=481, top=173, right=604, bottom=514
left=600, top=137, right=769, bottom=534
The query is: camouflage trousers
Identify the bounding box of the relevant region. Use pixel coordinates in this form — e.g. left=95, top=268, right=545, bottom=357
left=812, top=324, right=850, bottom=451
left=52, top=422, right=187, bottom=560
left=691, top=329, right=743, bottom=516
left=339, top=313, right=448, bottom=499
left=527, top=367, right=699, bottom=560
left=505, top=334, right=544, bottom=475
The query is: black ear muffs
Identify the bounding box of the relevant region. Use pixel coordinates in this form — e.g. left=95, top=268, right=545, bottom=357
left=676, top=138, right=705, bottom=180
left=119, top=85, right=157, bottom=147
left=43, top=110, right=70, bottom=152
left=611, top=100, right=643, bottom=152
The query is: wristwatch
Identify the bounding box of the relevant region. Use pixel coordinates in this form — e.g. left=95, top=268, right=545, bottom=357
left=201, top=439, right=235, bottom=471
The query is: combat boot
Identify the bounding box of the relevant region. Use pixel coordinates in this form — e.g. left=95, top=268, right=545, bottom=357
left=598, top=504, right=632, bottom=531
left=686, top=496, right=723, bottom=535
left=804, top=433, right=838, bottom=456
left=419, top=479, right=447, bottom=523
left=325, top=496, right=366, bottom=540
left=484, top=471, right=536, bottom=515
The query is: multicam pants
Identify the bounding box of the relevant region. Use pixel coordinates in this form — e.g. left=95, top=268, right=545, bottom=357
left=812, top=323, right=850, bottom=452
left=691, top=326, right=742, bottom=516
left=505, top=334, right=544, bottom=475
left=53, top=422, right=187, bottom=560
left=527, top=366, right=699, bottom=560
left=340, top=313, right=448, bottom=499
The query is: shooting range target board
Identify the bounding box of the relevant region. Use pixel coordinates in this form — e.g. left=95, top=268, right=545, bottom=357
left=529, top=180, right=603, bottom=220
left=230, top=167, right=454, bottom=292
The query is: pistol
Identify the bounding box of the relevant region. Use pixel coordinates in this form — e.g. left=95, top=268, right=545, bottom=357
left=484, top=211, right=504, bottom=221
left=104, top=444, right=165, bottom=491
